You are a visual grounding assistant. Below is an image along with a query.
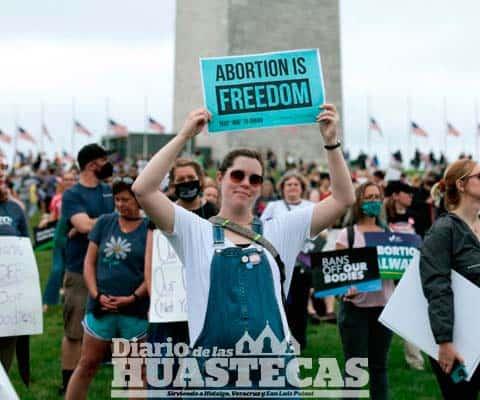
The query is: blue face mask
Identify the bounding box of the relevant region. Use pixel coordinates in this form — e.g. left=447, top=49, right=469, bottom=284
left=361, top=200, right=382, bottom=217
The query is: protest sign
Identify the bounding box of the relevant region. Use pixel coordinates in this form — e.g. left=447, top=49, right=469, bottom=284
left=200, top=49, right=325, bottom=133
left=311, top=247, right=381, bottom=298
left=0, top=237, right=43, bottom=337
left=149, top=230, right=187, bottom=323
left=0, top=363, right=19, bottom=400
left=33, top=220, right=57, bottom=251
left=365, top=232, right=422, bottom=279
left=379, top=254, right=480, bottom=381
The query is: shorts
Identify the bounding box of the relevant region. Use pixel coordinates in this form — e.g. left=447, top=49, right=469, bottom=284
left=82, top=312, right=148, bottom=341
left=63, top=271, right=88, bottom=340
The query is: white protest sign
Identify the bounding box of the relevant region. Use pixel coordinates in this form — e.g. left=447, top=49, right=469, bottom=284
left=379, top=254, right=480, bottom=381
left=0, top=237, right=43, bottom=337
left=0, top=363, right=19, bottom=400
left=149, top=230, right=187, bottom=323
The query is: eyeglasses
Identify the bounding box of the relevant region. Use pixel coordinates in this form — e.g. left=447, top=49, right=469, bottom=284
left=229, top=170, right=263, bottom=187
left=0, top=163, right=8, bottom=171
left=466, top=173, right=480, bottom=181
left=112, top=176, right=135, bottom=185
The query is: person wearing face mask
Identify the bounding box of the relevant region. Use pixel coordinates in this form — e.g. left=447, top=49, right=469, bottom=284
left=336, top=182, right=394, bottom=400
left=133, top=105, right=354, bottom=397
left=0, top=155, right=30, bottom=380
left=58, top=144, right=114, bottom=395
left=170, top=158, right=218, bottom=219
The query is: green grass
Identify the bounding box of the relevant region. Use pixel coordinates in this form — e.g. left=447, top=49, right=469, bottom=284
left=8, top=246, right=441, bottom=399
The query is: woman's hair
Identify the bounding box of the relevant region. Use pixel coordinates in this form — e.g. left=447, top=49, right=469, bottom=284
left=169, top=158, right=205, bottom=186
left=218, top=149, right=264, bottom=175
left=277, top=171, right=308, bottom=198
left=431, top=159, right=476, bottom=210
left=348, top=181, right=385, bottom=225
left=112, top=176, right=136, bottom=197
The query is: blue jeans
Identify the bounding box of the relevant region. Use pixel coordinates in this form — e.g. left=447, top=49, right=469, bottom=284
left=338, top=301, right=393, bottom=400
left=42, top=246, right=66, bottom=305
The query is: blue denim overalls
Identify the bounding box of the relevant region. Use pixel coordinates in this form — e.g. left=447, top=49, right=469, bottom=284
left=188, top=220, right=299, bottom=399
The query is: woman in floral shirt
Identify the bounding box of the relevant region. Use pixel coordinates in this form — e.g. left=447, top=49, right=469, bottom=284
left=66, top=176, right=151, bottom=400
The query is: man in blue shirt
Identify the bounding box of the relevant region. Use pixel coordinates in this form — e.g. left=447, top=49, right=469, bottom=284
left=59, top=144, right=114, bottom=394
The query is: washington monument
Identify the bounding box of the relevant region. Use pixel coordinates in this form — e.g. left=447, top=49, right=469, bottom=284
left=173, top=0, right=342, bottom=163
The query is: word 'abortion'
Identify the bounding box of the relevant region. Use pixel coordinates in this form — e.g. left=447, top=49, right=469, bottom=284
left=214, top=57, right=312, bottom=114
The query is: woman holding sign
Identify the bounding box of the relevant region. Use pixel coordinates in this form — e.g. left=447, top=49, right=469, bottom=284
left=133, top=104, right=354, bottom=396
left=66, top=177, right=151, bottom=400
left=0, top=154, right=30, bottom=377
left=421, top=159, right=480, bottom=399
left=336, top=181, right=394, bottom=400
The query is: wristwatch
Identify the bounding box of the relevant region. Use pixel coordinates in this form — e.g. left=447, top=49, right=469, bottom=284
left=324, top=141, right=341, bottom=150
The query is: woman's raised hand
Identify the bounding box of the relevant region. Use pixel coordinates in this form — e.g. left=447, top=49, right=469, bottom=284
left=178, top=108, right=212, bottom=139
left=316, top=103, right=339, bottom=146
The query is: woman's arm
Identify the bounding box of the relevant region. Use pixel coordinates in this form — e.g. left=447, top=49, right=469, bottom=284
left=310, top=104, right=355, bottom=237
left=132, top=109, right=211, bottom=233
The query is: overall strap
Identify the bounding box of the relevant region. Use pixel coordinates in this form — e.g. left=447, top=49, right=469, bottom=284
left=212, top=224, right=225, bottom=249
left=209, top=216, right=288, bottom=310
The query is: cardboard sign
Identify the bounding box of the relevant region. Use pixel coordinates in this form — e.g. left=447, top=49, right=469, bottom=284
left=365, top=232, right=422, bottom=279
left=0, top=237, right=43, bottom=337
left=311, top=247, right=381, bottom=298
left=148, top=230, right=187, bottom=323
left=200, top=49, right=325, bottom=133
left=33, top=220, right=57, bottom=251
left=0, top=363, right=19, bottom=400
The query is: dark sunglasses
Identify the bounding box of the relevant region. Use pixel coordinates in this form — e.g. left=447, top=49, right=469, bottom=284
left=0, top=163, right=8, bottom=171
left=229, top=170, right=263, bottom=187
left=112, top=176, right=135, bottom=185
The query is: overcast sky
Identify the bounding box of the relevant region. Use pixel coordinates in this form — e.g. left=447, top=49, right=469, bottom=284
left=0, top=0, right=479, bottom=165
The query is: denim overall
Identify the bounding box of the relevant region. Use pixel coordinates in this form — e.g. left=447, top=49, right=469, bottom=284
left=189, top=220, right=299, bottom=399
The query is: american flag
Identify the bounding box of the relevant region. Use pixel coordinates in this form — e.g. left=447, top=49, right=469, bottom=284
left=108, top=119, right=128, bottom=137
left=447, top=122, right=461, bottom=137
left=148, top=116, right=165, bottom=133
left=0, top=129, right=12, bottom=144
left=74, top=120, right=93, bottom=137
left=17, top=126, right=36, bottom=143
left=62, top=150, right=75, bottom=162
left=369, top=117, right=383, bottom=136
left=42, top=123, right=53, bottom=142
left=411, top=121, right=428, bottom=137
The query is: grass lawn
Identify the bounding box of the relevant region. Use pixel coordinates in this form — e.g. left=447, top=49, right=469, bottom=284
left=8, top=247, right=442, bottom=399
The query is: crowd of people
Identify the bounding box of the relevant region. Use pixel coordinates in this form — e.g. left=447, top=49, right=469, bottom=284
left=0, top=104, right=479, bottom=400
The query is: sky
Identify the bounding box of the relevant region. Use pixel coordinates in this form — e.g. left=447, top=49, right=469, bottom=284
left=0, top=0, right=479, bottom=166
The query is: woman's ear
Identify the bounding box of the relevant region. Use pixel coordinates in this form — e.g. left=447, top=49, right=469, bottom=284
left=456, top=179, right=465, bottom=193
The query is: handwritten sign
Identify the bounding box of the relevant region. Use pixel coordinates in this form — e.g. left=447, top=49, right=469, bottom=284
left=200, top=49, right=325, bottom=133
left=0, top=237, right=43, bottom=337
left=148, top=230, right=187, bottom=323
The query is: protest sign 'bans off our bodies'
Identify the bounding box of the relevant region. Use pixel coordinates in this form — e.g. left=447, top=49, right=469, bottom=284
left=200, top=49, right=325, bottom=133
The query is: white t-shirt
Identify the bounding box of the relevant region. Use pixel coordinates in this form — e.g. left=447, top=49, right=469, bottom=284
left=260, top=199, right=314, bottom=221
left=166, top=204, right=313, bottom=345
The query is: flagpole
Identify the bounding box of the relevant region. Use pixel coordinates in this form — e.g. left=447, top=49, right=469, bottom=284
left=143, top=96, right=148, bottom=158
left=366, top=94, right=371, bottom=158
left=407, top=95, right=412, bottom=162
left=71, top=97, right=76, bottom=156
left=40, top=102, right=45, bottom=156
left=475, top=98, right=479, bottom=161
left=443, top=96, right=448, bottom=158
left=11, top=105, right=19, bottom=169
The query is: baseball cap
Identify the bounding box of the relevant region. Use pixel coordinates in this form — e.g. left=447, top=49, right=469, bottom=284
left=77, top=143, right=112, bottom=170
left=385, top=180, right=414, bottom=196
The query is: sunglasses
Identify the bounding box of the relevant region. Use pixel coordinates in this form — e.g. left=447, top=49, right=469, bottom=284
left=466, top=173, right=480, bottom=181
left=0, top=163, right=8, bottom=171
left=229, top=170, right=263, bottom=187
left=112, top=176, right=135, bottom=185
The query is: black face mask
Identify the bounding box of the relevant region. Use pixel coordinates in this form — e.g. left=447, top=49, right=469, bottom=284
left=175, top=180, right=201, bottom=202
left=94, top=162, right=114, bottom=180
